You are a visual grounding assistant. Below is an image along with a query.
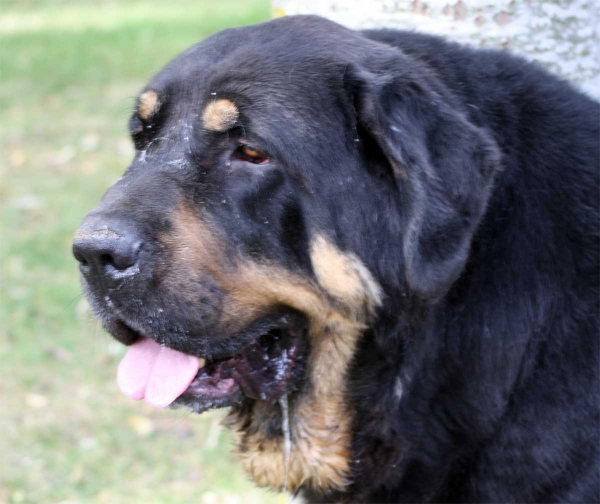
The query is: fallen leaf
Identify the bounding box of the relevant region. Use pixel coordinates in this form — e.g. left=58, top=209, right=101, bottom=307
left=127, top=415, right=155, bottom=437
left=25, top=393, right=48, bottom=409
left=9, top=150, right=25, bottom=168
left=202, top=492, right=219, bottom=504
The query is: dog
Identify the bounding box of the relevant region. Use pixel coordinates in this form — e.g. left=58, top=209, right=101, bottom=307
left=73, top=15, right=599, bottom=503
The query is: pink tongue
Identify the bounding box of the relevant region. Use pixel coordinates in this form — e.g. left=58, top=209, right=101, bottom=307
left=117, top=338, right=202, bottom=408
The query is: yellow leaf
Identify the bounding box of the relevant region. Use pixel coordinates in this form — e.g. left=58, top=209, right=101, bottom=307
left=127, top=415, right=154, bottom=437
left=25, top=394, right=48, bottom=409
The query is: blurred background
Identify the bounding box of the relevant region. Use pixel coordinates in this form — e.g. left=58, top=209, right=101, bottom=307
left=1, top=1, right=274, bottom=503
left=1, top=1, right=597, bottom=503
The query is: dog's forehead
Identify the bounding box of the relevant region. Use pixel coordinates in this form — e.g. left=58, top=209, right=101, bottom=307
left=130, top=16, right=402, bottom=168
left=139, top=16, right=372, bottom=115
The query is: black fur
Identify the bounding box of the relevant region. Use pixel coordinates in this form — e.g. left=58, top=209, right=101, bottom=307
left=75, top=15, right=599, bottom=503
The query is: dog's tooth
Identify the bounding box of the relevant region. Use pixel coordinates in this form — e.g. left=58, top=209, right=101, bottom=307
left=198, top=358, right=206, bottom=368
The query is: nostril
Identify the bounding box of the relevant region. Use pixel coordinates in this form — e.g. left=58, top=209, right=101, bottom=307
left=100, top=253, right=115, bottom=266
left=73, top=247, right=89, bottom=266
left=73, top=222, right=143, bottom=277
left=99, top=246, right=139, bottom=271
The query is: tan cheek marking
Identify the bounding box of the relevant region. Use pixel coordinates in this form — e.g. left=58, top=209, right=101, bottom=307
left=160, top=212, right=383, bottom=492
left=224, top=316, right=361, bottom=492
left=162, top=204, right=224, bottom=270
left=225, top=391, right=354, bottom=492
left=224, top=264, right=369, bottom=395
left=226, top=267, right=380, bottom=492
left=138, top=90, right=160, bottom=120
left=202, top=99, right=239, bottom=132
left=159, top=203, right=230, bottom=301
left=308, top=312, right=363, bottom=397
left=310, top=234, right=383, bottom=314
left=160, top=208, right=324, bottom=330
left=221, top=263, right=328, bottom=331
left=170, top=207, right=223, bottom=268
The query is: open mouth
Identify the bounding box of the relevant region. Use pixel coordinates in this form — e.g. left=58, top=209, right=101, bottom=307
left=116, top=319, right=308, bottom=414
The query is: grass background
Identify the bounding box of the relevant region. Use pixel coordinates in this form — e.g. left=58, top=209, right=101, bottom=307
left=0, top=1, right=278, bottom=502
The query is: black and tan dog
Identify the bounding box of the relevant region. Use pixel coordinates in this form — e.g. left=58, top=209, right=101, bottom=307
left=73, top=15, right=599, bottom=503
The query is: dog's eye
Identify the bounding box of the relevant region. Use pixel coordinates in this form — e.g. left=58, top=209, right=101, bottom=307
left=233, top=145, right=270, bottom=165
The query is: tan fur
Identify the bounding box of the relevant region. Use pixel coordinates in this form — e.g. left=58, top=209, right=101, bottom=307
left=220, top=241, right=381, bottom=492
left=226, top=394, right=353, bottom=491
left=310, top=235, right=364, bottom=302
left=138, top=90, right=160, bottom=120
left=202, top=99, right=239, bottom=132
left=163, top=204, right=225, bottom=274
left=163, top=209, right=382, bottom=492
left=310, top=235, right=383, bottom=316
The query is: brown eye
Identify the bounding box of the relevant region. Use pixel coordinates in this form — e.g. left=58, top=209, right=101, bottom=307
left=234, top=144, right=270, bottom=165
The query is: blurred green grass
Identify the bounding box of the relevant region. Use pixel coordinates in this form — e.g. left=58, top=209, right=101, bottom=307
left=0, top=1, right=278, bottom=503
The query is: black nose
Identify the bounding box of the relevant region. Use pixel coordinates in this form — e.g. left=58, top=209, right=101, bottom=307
left=73, top=218, right=142, bottom=278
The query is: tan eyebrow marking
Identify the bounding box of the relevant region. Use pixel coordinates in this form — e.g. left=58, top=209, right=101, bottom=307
left=138, top=90, right=160, bottom=120
left=202, top=99, right=239, bottom=132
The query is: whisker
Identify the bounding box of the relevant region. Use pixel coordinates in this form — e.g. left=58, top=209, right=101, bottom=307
left=63, top=292, right=85, bottom=311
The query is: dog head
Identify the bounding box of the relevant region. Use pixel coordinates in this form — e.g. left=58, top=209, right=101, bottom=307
left=73, top=15, right=500, bottom=492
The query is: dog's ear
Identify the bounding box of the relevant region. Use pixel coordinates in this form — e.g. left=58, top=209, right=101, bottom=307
left=345, top=63, right=501, bottom=299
